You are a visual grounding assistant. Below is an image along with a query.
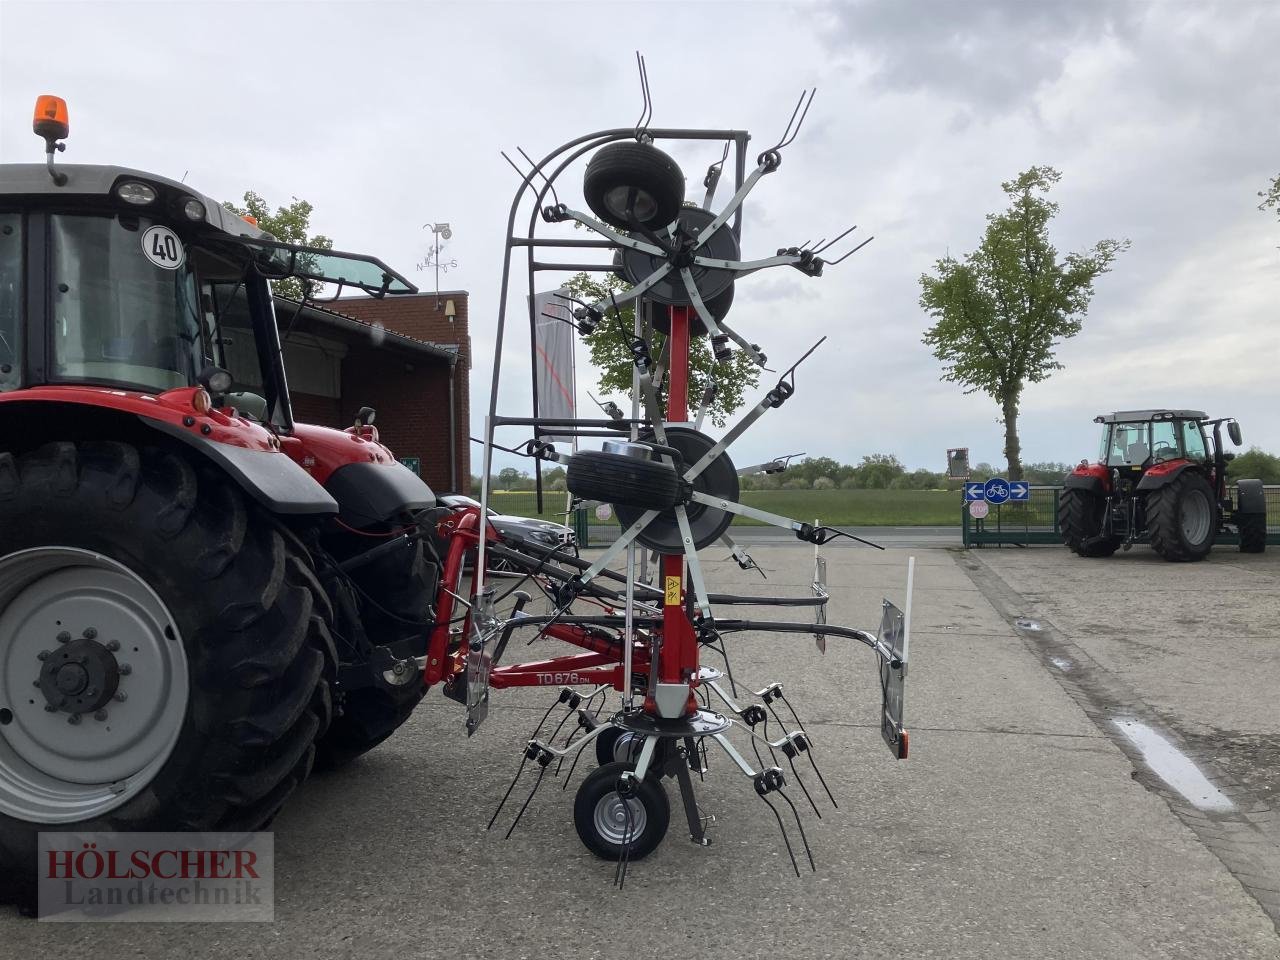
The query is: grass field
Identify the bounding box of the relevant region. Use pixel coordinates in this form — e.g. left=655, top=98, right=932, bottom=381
left=486, top=488, right=960, bottom=526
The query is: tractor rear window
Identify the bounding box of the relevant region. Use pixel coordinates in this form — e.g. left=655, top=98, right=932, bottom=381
left=0, top=213, right=20, bottom=391
left=49, top=214, right=204, bottom=392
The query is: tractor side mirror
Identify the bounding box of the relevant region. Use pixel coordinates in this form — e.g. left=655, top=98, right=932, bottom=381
left=1227, top=421, right=1242, bottom=446
left=225, top=391, right=268, bottom=422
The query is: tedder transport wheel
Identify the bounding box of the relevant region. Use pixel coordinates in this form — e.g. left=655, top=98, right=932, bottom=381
left=566, top=448, right=681, bottom=510
left=1058, top=488, right=1121, bottom=558
left=1146, top=471, right=1216, bottom=562
left=0, top=442, right=335, bottom=904
left=583, top=142, right=686, bottom=230
left=573, top=760, right=670, bottom=861
left=1238, top=512, right=1267, bottom=554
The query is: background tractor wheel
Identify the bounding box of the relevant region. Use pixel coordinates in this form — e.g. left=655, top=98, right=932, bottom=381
left=583, top=142, right=686, bottom=230
left=1058, top=488, right=1121, bottom=557
left=314, top=682, right=425, bottom=770
left=567, top=450, right=681, bottom=510
left=1237, top=511, right=1267, bottom=554
left=573, top=760, right=670, bottom=861
left=1146, top=471, right=1216, bottom=562
left=0, top=441, right=334, bottom=906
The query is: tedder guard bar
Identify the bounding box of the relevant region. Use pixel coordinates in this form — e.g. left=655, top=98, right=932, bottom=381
left=239, top=237, right=418, bottom=298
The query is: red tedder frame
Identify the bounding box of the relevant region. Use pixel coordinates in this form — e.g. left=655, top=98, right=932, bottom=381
left=424, top=306, right=702, bottom=721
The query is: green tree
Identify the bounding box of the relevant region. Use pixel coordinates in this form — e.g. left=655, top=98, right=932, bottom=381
left=920, top=167, right=1128, bottom=481
left=497, top=466, right=523, bottom=491
left=221, top=191, right=333, bottom=300
left=1260, top=174, right=1280, bottom=220
left=563, top=272, right=760, bottom=428
left=1228, top=447, right=1280, bottom=484
left=857, top=453, right=905, bottom=489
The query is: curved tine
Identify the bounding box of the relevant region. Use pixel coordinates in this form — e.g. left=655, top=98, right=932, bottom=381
left=813, top=223, right=858, bottom=255
left=517, top=145, right=560, bottom=208
left=763, top=88, right=816, bottom=155
left=633, top=51, right=653, bottom=141
left=500, top=150, right=539, bottom=193
left=824, top=234, right=875, bottom=266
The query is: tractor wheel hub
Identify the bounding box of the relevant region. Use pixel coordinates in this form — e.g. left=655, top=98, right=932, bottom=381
left=38, top=636, right=119, bottom=715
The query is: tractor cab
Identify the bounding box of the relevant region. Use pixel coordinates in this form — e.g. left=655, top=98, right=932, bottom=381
left=1094, top=409, right=1212, bottom=472
left=0, top=98, right=413, bottom=431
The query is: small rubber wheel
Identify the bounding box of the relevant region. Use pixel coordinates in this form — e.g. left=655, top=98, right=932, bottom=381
left=573, top=761, right=670, bottom=861
left=1237, top=512, right=1267, bottom=553
left=1146, top=470, right=1216, bottom=562
left=1057, top=488, right=1120, bottom=557
left=584, top=142, right=686, bottom=230
left=594, top=727, right=646, bottom=766
left=566, top=450, right=681, bottom=510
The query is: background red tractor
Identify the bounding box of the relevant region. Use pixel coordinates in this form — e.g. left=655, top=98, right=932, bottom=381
left=0, top=97, right=450, bottom=902
left=1059, top=408, right=1267, bottom=561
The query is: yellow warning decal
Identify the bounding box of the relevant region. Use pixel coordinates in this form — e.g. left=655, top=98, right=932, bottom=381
left=664, top=576, right=682, bottom=606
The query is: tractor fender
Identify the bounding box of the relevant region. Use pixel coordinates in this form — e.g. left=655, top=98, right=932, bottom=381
left=147, top=419, right=338, bottom=515
left=0, top=394, right=337, bottom=515
left=1236, top=478, right=1267, bottom=515
left=325, top=460, right=436, bottom=527
left=1063, top=470, right=1106, bottom=496
left=1135, top=459, right=1196, bottom=492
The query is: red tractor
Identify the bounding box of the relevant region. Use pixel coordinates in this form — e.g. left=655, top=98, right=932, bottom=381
left=1059, top=409, right=1267, bottom=561
left=0, top=98, right=451, bottom=899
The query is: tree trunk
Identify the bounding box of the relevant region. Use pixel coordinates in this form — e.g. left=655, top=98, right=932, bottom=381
left=1000, top=387, right=1023, bottom=481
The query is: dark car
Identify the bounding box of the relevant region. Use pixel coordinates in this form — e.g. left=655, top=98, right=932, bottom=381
left=438, top=494, right=578, bottom=558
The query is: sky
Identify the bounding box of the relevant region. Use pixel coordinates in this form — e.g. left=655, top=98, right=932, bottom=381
left=2, top=0, right=1278, bottom=476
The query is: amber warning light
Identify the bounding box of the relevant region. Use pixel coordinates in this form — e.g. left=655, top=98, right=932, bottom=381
left=33, top=94, right=69, bottom=143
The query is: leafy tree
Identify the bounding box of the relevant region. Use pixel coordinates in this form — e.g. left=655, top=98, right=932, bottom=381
left=1228, top=447, right=1280, bottom=484
left=1260, top=174, right=1280, bottom=221
left=221, top=191, right=333, bottom=300
left=857, top=453, right=905, bottom=489
left=497, top=466, right=523, bottom=491
left=920, top=167, right=1128, bottom=481
left=563, top=272, right=760, bottom=428
left=812, top=476, right=835, bottom=490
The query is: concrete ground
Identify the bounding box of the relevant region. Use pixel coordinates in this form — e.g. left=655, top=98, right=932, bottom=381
left=5, top=542, right=1279, bottom=957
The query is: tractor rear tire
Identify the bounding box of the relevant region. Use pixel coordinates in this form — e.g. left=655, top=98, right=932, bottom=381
left=1146, top=471, right=1216, bottom=562
left=313, top=681, right=426, bottom=770
left=567, top=450, right=681, bottom=510
left=1238, top=512, right=1267, bottom=554
left=1058, top=488, right=1120, bottom=557
left=0, top=441, right=335, bottom=907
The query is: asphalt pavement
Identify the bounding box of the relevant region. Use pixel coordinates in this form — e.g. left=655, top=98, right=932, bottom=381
left=5, top=542, right=1279, bottom=957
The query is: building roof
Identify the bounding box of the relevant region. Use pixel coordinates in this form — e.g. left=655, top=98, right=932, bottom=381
left=1094, top=409, right=1209, bottom=423
left=273, top=296, right=458, bottom=364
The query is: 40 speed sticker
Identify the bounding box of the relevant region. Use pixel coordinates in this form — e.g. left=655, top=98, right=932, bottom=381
left=141, top=225, right=185, bottom=270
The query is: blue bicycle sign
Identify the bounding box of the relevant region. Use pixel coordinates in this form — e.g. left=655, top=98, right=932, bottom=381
left=983, top=477, right=1011, bottom=505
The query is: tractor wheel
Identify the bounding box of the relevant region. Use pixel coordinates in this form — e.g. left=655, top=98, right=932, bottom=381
left=313, top=681, right=425, bottom=770
left=0, top=441, right=335, bottom=906
left=1146, top=471, right=1217, bottom=562
left=583, top=142, right=686, bottom=230
left=573, top=761, right=670, bottom=861
left=566, top=450, right=681, bottom=510
left=1237, top=512, right=1267, bottom=554
left=1057, top=488, right=1121, bottom=557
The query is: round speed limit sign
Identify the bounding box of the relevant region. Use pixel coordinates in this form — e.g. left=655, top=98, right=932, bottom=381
left=141, top=225, right=186, bottom=270
left=969, top=500, right=990, bottom=520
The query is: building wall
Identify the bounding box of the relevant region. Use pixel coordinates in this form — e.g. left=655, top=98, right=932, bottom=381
left=291, top=391, right=342, bottom=428
left=333, top=293, right=470, bottom=494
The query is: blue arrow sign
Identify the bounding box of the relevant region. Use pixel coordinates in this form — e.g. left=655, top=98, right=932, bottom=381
left=964, top=482, right=986, bottom=502
left=984, top=477, right=1011, bottom=505
left=1008, top=481, right=1030, bottom=501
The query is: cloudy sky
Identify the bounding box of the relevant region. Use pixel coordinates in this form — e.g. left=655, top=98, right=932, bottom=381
left=3, top=0, right=1277, bottom=475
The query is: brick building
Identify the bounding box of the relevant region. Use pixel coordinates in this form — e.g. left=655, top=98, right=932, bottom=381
left=270, top=291, right=471, bottom=494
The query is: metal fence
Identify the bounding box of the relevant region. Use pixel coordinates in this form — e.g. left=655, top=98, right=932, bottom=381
left=962, top=485, right=1280, bottom=548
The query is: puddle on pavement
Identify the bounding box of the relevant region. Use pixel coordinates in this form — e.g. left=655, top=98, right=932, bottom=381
left=1113, top=719, right=1235, bottom=813
left=1049, top=656, right=1073, bottom=672
left=1014, top=617, right=1042, bottom=631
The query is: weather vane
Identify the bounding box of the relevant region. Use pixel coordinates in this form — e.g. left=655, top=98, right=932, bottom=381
left=419, top=221, right=457, bottom=307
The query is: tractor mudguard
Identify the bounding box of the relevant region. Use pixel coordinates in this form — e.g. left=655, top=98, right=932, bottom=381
left=1236, top=478, right=1266, bottom=515
left=325, top=460, right=436, bottom=527
left=1063, top=471, right=1106, bottom=496
left=147, top=419, right=338, bottom=515
left=1136, top=459, right=1195, bottom=492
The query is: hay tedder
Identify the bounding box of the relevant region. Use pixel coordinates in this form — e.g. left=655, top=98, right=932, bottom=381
left=0, top=79, right=911, bottom=904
